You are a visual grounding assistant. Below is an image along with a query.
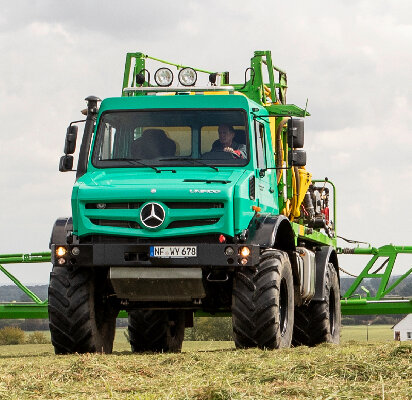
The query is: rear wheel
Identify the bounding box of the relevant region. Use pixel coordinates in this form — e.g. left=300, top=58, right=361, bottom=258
left=48, top=266, right=117, bottom=354
left=128, top=310, right=185, bottom=353
left=232, top=249, right=294, bottom=349
left=292, top=262, right=341, bottom=346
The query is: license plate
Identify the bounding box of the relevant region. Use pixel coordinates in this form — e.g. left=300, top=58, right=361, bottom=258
left=150, top=246, right=197, bottom=258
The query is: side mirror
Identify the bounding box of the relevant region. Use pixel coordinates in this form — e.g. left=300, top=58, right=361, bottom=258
left=64, top=125, right=78, bottom=154
left=287, top=118, right=304, bottom=148
left=289, top=149, right=306, bottom=167
left=59, top=155, right=74, bottom=172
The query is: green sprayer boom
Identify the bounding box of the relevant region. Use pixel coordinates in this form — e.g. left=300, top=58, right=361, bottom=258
left=1, top=246, right=411, bottom=319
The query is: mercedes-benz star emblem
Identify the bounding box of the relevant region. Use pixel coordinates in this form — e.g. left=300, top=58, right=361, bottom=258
left=140, top=203, right=165, bottom=229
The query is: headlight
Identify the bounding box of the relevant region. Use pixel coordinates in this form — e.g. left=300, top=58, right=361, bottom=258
left=154, top=68, right=173, bottom=87
left=178, top=67, right=197, bottom=86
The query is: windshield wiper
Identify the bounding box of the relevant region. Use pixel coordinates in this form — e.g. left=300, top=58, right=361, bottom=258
left=184, top=179, right=231, bottom=184
left=108, top=158, right=163, bottom=173
left=159, top=157, right=219, bottom=172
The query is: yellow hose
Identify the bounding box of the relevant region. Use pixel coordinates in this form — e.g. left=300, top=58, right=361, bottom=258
left=275, top=118, right=288, bottom=184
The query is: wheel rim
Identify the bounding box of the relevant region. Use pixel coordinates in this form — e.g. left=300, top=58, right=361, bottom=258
left=279, top=277, right=288, bottom=336
left=329, top=288, right=336, bottom=336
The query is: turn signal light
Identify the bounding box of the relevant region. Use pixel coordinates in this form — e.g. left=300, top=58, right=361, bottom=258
left=56, top=247, right=67, bottom=257
left=239, top=246, right=250, bottom=257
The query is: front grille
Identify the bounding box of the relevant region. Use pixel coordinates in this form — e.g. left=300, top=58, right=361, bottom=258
left=167, top=219, right=219, bottom=229
left=85, top=200, right=224, bottom=232
left=86, top=203, right=141, bottom=209
left=165, top=202, right=224, bottom=209
left=90, top=219, right=141, bottom=229
left=85, top=202, right=222, bottom=209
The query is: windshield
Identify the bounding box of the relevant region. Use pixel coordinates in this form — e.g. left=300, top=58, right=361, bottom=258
left=92, top=109, right=249, bottom=168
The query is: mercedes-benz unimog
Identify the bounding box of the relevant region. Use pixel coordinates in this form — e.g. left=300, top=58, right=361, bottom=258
left=49, top=51, right=340, bottom=354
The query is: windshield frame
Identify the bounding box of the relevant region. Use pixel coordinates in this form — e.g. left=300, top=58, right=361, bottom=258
left=91, top=108, right=250, bottom=169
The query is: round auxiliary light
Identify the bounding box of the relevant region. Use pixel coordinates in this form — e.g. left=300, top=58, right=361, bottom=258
left=154, top=68, right=173, bottom=87
left=71, top=247, right=80, bottom=256
left=178, top=67, right=197, bottom=86
left=224, top=246, right=234, bottom=256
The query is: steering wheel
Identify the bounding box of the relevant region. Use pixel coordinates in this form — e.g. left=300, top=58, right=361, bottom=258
left=201, top=151, right=236, bottom=160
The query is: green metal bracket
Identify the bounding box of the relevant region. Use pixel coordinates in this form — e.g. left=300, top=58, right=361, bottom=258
left=339, top=245, right=412, bottom=315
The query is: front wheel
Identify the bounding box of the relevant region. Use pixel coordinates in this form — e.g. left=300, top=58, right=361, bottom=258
left=128, top=310, right=185, bottom=353
left=48, top=266, right=118, bottom=354
left=232, top=249, right=294, bottom=349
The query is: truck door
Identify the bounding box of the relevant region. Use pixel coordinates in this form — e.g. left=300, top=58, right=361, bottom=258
left=254, top=120, right=277, bottom=213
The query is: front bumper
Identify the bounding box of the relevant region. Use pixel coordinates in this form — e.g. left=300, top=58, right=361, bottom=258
left=51, top=243, right=260, bottom=268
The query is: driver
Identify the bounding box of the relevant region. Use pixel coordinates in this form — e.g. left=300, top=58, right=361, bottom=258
left=211, top=124, right=246, bottom=159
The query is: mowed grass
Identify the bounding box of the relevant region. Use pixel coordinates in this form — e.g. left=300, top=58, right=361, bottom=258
left=0, top=326, right=410, bottom=400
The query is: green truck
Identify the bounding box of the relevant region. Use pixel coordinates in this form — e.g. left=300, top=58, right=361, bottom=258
left=49, top=51, right=340, bottom=354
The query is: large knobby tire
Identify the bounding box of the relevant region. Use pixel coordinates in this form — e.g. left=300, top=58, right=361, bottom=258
left=48, top=266, right=118, bottom=354
left=293, top=262, right=341, bottom=346
left=128, top=310, right=185, bottom=353
left=232, top=249, right=294, bottom=349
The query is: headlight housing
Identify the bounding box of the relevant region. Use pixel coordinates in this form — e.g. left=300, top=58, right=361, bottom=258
left=178, top=67, right=197, bottom=86
left=154, top=68, right=173, bottom=87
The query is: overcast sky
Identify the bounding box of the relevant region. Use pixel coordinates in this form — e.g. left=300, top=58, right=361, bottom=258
left=0, top=0, right=411, bottom=285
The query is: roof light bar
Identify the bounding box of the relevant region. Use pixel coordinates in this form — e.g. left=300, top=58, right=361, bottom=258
left=123, top=86, right=235, bottom=94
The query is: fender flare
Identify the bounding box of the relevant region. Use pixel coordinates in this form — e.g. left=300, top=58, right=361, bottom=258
left=49, top=217, right=73, bottom=249
left=246, top=214, right=296, bottom=252
left=313, top=245, right=340, bottom=301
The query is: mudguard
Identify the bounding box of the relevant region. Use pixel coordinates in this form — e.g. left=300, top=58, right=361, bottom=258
left=246, top=214, right=295, bottom=252
left=49, top=217, right=73, bottom=248
left=313, top=246, right=339, bottom=301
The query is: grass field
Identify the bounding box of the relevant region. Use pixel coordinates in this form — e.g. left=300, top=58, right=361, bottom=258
left=0, top=325, right=410, bottom=399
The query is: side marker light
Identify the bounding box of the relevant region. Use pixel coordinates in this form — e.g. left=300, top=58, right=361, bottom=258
left=219, top=234, right=226, bottom=243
